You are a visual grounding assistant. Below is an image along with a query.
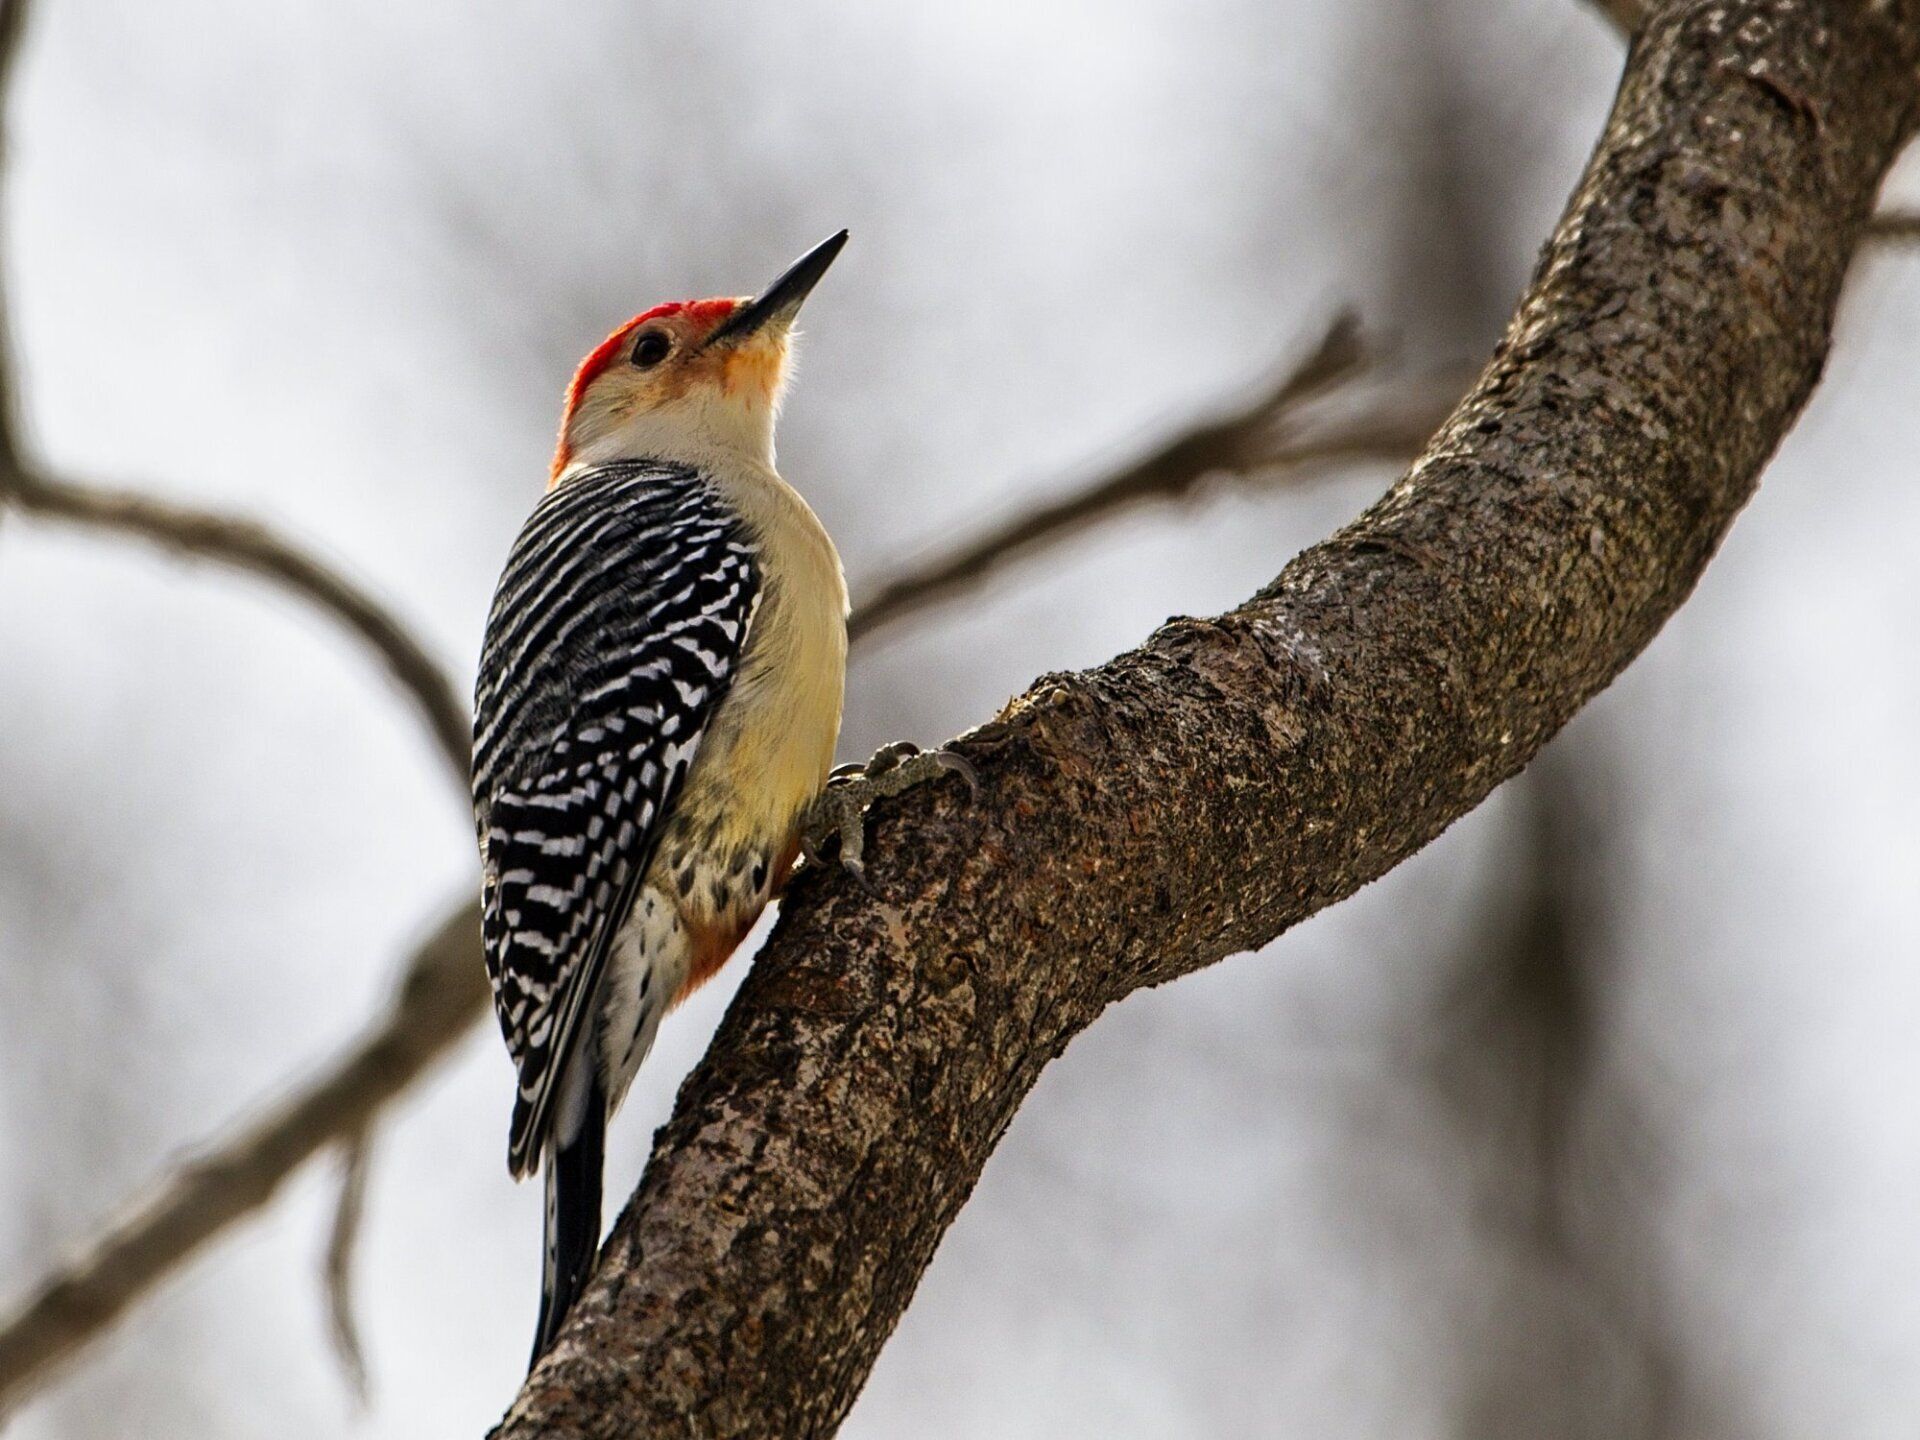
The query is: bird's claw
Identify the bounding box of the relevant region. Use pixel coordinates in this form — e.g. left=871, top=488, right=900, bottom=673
left=802, top=741, right=978, bottom=888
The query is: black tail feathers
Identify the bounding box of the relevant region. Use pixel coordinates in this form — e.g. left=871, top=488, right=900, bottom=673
left=530, top=1069, right=606, bottom=1370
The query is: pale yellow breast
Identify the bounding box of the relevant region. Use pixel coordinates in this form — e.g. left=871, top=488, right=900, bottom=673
left=647, top=462, right=848, bottom=942
left=703, top=463, right=847, bottom=834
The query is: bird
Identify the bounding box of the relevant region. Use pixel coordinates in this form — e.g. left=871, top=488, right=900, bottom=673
left=471, top=232, right=970, bottom=1367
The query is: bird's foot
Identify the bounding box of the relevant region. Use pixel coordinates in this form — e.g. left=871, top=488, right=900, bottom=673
left=802, top=741, right=978, bottom=886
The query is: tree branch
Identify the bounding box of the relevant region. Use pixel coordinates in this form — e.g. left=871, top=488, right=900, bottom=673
left=0, top=901, right=481, bottom=1410
left=1866, top=208, right=1920, bottom=241
left=492, top=3, right=1920, bottom=1434
left=0, top=0, right=34, bottom=475
left=848, top=314, right=1455, bottom=644
left=0, top=330, right=1428, bottom=1409
left=1, top=468, right=473, bottom=789
left=322, top=1125, right=375, bottom=1404
left=1584, top=0, right=1648, bottom=35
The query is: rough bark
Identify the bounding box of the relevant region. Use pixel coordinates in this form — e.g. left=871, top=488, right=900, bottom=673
left=495, top=3, right=1918, bottom=1433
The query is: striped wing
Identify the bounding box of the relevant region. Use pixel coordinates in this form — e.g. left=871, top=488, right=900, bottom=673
left=472, top=461, right=759, bottom=1177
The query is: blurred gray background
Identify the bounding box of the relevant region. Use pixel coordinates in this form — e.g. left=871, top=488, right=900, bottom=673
left=3, top=1, right=1919, bottom=1435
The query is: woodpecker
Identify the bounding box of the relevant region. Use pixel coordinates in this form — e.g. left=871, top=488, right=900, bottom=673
left=473, top=232, right=967, bottom=1367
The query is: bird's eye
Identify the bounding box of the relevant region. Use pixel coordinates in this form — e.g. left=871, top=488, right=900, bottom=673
left=631, top=331, right=671, bottom=368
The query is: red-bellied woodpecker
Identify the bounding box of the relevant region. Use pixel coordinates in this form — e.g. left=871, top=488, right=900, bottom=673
left=472, top=232, right=971, bottom=1366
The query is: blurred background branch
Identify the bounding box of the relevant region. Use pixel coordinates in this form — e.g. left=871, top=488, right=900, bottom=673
left=322, top=1123, right=374, bottom=1406
left=1867, top=209, right=1920, bottom=242
left=0, top=472, right=473, bottom=787
left=849, top=315, right=1460, bottom=643
left=0, top=901, right=480, bottom=1412
left=0, top=0, right=30, bottom=471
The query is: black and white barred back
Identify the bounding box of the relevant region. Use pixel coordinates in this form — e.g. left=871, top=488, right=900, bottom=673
left=472, top=460, right=760, bottom=1177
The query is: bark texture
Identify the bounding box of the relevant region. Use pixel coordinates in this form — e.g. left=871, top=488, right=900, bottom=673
left=497, top=4, right=1920, bottom=1434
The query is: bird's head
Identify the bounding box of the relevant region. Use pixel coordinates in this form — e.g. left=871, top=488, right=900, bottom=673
left=550, top=230, right=848, bottom=486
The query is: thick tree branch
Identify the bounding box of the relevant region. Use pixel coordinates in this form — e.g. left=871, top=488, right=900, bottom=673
left=0, top=329, right=1426, bottom=1408
left=494, top=4, right=1920, bottom=1434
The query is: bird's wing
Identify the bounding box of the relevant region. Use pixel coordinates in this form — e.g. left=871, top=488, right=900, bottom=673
left=472, top=461, right=759, bottom=1178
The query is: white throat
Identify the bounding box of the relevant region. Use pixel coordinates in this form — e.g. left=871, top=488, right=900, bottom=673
left=566, top=387, right=778, bottom=479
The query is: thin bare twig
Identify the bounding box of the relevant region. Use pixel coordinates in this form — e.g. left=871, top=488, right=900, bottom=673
left=0, top=320, right=1444, bottom=1412
left=0, top=901, right=483, bottom=1412
left=1866, top=209, right=1920, bottom=242
left=1, top=469, right=472, bottom=788
left=0, top=0, right=32, bottom=474
left=323, top=1130, right=375, bottom=1405
left=850, top=314, right=1455, bottom=643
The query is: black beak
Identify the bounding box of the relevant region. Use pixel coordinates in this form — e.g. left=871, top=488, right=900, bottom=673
left=706, top=230, right=848, bottom=347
